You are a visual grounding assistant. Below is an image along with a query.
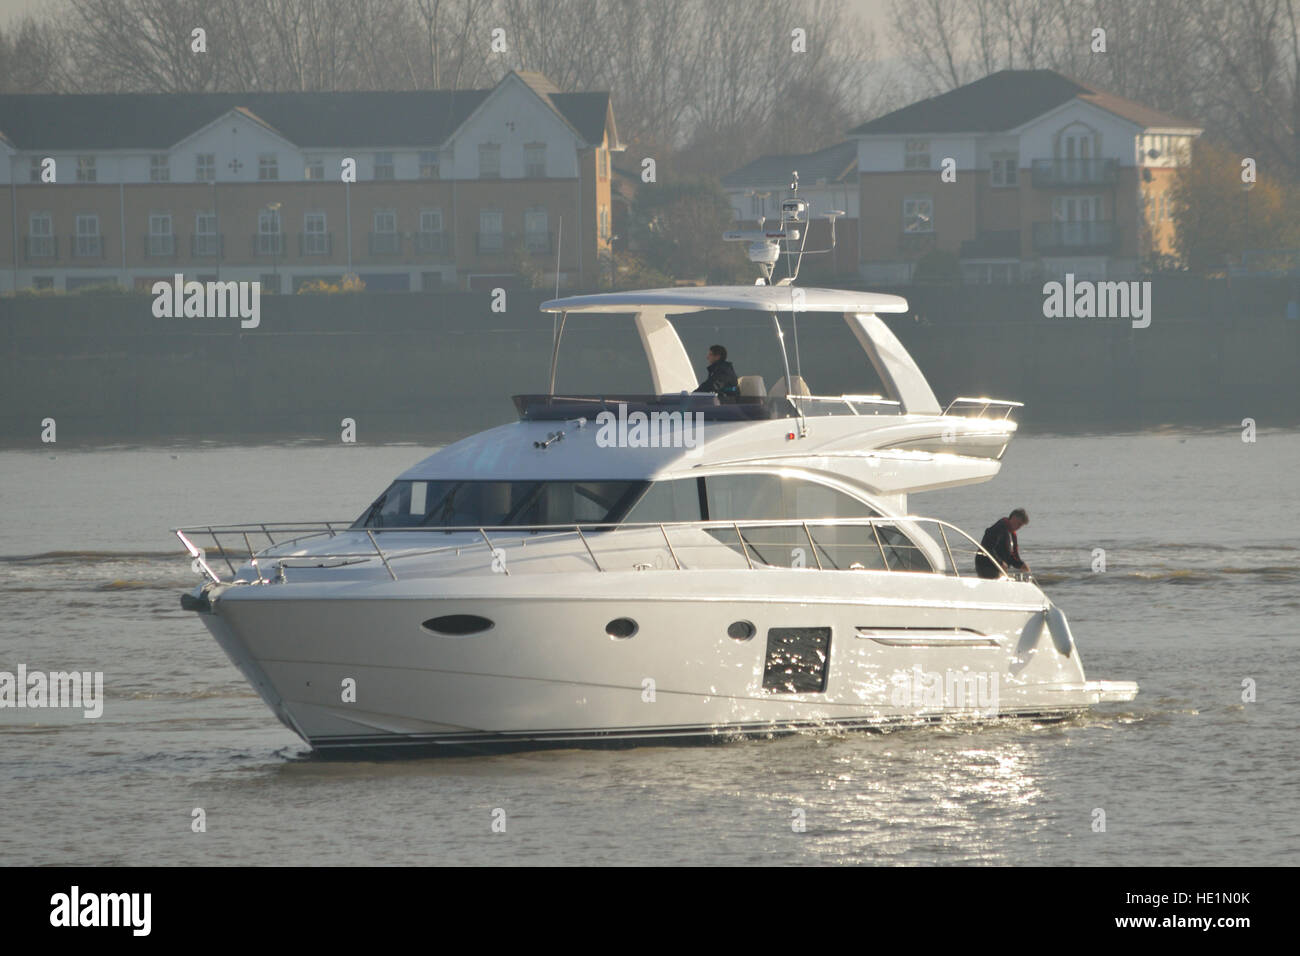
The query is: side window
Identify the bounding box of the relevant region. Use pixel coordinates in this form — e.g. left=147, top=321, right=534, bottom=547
left=705, top=474, right=784, bottom=520
left=624, top=478, right=702, bottom=523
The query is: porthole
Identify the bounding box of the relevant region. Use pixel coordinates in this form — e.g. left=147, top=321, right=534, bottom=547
left=422, top=614, right=494, bottom=636
left=606, top=617, right=638, bottom=639
left=727, top=620, right=756, bottom=641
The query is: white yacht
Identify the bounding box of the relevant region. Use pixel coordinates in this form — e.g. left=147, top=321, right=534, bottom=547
left=176, top=186, right=1136, bottom=755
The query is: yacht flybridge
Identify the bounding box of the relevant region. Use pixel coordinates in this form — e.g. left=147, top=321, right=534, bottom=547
left=176, top=184, right=1136, bottom=754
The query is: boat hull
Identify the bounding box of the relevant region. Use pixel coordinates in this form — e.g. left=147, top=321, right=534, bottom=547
left=192, top=570, right=1135, bottom=755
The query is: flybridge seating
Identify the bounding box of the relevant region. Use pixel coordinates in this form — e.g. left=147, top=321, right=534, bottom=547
left=512, top=392, right=903, bottom=422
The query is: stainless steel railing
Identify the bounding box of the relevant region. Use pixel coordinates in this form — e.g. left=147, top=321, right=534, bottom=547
left=175, top=517, right=1017, bottom=585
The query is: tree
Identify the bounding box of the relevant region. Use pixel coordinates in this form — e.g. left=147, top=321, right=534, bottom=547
left=1168, top=140, right=1300, bottom=273
left=631, top=181, right=749, bottom=283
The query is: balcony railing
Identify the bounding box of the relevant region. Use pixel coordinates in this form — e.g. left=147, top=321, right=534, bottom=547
left=524, top=231, right=553, bottom=254
left=416, top=231, right=449, bottom=254
left=1031, top=158, right=1119, bottom=187
left=191, top=234, right=224, bottom=257
left=899, top=231, right=937, bottom=253
left=252, top=233, right=285, bottom=257
left=368, top=232, right=401, bottom=255
left=1032, top=220, right=1116, bottom=254
left=299, top=232, right=333, bottom=256
left=70, top=235, right=104, bottom=259
left=24, top=235, right=57, bottom=260
left=145, top=234, right=176, bottom=258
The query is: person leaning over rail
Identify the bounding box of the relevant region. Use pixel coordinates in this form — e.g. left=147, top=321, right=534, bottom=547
left=975, top=508, right=1031, bottom=579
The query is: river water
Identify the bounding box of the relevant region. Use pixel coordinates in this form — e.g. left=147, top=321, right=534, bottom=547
left=1, top=431, right=1297, bottom=865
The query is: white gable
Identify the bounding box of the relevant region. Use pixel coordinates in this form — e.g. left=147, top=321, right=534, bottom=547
left=170, top=109, right=301, bottom=183
left=1015, top=100, right=1141, bottom=166
left=449, top=75, right=581, bottom=179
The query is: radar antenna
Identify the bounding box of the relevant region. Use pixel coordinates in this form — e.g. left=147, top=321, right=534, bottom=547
left=724, top=170, right=844, bottom=285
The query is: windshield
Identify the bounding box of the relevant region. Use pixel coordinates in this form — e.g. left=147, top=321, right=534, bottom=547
left=352, top=480, right=648, bottom=529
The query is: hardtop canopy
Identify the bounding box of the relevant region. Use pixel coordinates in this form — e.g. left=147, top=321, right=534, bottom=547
left=541, top=286, right=910, bottom=315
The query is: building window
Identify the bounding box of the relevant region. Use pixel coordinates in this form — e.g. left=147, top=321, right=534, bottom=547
left=419, top=150, right=440, bottom=179
left=74, top=214, right=101, bottom=257
left=76, top=156, right=97, bottom=183
left=196, top=153, right=215, bottom=182
left=258, top=153, right=279, bottom=181
left=599, top=206, right=610, bottom=240
left=26, top=213, right=54, bottom=259
left=524, top=206, right=549, bottom=252
left=990, top=153, right=1018, bottom=187
left=194, top=211, right=220, bottom=256
left=303, top=211, right=328, bottom=255
left=478, top=143, right=500, bottom=179
left=147, top=212, right=174, bottom=257
left=150, top=154, right=170, bottom=183
left=903, top=196, right=934, bottom=233
left=304, top=156, right=324, bottom=180
left=257, top=207, right=283, bottom=255
left=478, top=209, right=503, bottom=252
left=524, top=143, right=547, bottom=178
left=29, top=158, right=43, bottom=182
left=904, top=139, right=930, bottom=170
left=418, top=208, right=444, bottom=253
left=374, top=152, right=395, bottom=180
left=370, top=209, right=399, bottom=254
left=601, top=148, right=611, bottom=178
left=1052, top=195, right=1101, bottom=221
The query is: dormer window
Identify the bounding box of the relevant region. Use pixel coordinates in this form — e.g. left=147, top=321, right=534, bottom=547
left=904, top=139, right=930, bottom=170
left=374, top=152, right=395, bottom=180
left=258, top=153, right=279, bottom=181
left=524, top=143, right=546, bottom=178
left=150, top=154, right=170, bottom=182
left=196, top=153, right=215, bottom=182
left=478, top=143, right=501, bottom=179
left=419, top=150, right=440, bottom=179
left=304, top=156, right=324, bottom=180
left=991, top=153, right=1018, bottom=187
left=76, top=156, right=97, bottom=183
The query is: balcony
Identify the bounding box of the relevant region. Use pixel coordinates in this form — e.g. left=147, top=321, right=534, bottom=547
left=1032, top=220, right=1116, bottom=254
left=899, top=231, right=937, bottom=254
left=1031, top=158, right=1119, bottom=187
left=144, top=234, right=176, bottom=258
left=24, top=235, right=58, bottom=261
left=70, top=235, right=104, bottom=259
left=299, top=232, right=333, bottom=256
left=191, top=234, right=224, bottom=257
left=252, top=233, right=285, bottom=257
left=368, top=232, right=401, bottom=255
left=417, top=231, right=450, bottom=255
left=476, top=232, right=505, bottom=254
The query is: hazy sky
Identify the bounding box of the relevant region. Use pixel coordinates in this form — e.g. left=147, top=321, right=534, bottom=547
left=1, top=0, right=893, bottom=33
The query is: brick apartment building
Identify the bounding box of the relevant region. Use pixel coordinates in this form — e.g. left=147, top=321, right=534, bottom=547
left=726, top=70, right=1202, bottom=284
left=0, top=71, right=622, bottom=294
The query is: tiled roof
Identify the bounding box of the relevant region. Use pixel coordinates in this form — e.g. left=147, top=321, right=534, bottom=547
left=0, top=72, right=615, bottom=150
left=722, top=140, right=857, bottom=188
left=848, top=70, right=1199, bottom=135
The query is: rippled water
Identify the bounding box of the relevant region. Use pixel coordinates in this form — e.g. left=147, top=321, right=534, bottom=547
left=1, top=432, right=1297, bottom=865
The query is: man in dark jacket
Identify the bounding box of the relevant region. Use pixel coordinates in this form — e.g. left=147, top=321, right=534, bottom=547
left=695, top=345, right=739, bottom=401
left=975, top=508, right=1030, bottom=579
